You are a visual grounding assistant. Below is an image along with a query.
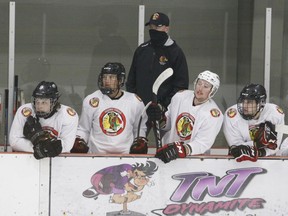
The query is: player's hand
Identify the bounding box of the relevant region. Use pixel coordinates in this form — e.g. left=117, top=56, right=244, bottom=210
left=254, top=121, right=277, bottom=150
left=129, top=137, right=148, bottom=154
left=33, top=138, right=62, bottom=160
left=229, top=145, right=258, bottom=162
left=23, top=116, right=46, bottom=143
left=155, top=141, right=187, bottom=163
left=147, top=103, right=162, bottom=121
left=70, top=137, right=89, bottom=153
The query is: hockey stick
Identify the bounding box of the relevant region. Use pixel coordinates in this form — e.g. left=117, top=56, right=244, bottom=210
left=152, top=68, right=173, bottom=150
left=4, top=89, right=9, bottom=152
left=132, top=68, right=173, bottom=153
left=137, top=101, right=152, bottom=139
left=13, top=75, right=18, bottom=115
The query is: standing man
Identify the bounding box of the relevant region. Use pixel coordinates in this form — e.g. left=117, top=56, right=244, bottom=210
left=126, top=12, right=189, bottom=135
left=9, top=81, right=79, bottom=159
left=155, top=71, right=223, bottom=163
left=223, top=84, right=285, bottom=162
left=73, top=62, right=148, bottom=154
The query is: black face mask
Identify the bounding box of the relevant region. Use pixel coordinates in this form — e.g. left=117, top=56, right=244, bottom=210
left=149, top=29, right=168, bottom=47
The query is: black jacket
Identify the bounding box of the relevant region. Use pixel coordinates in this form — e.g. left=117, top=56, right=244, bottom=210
left=126, top=39, right=189, bottom=109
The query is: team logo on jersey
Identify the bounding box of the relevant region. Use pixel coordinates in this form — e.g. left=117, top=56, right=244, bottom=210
left=67, top=108, right=76, bottom=116
left=21, top=107, right=32, bottom=117
left=276, top=106, right=284, bottom=114
left=210, top=109, right=221, bottom=117
left=89, top=97, right=99, bottom=108
left=100, top=108, right=126, bottom=136
left=176, top=112, right=194, bottom=140
left=159, top=56, right=168, bottom=65
left=227, top=108, right=237, bottom=118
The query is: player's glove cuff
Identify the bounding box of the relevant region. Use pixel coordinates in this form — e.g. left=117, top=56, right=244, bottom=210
left=70, top=137, right=89, bottom=153
left=155, top=141, right=187, bottom=163
left=229, top=145, right=258, bottom=162
left=129, top=137, right=148, bottom=154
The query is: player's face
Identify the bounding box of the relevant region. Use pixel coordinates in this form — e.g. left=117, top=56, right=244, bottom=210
left=102, top=74, right=118, bottom=90
left=34, top=98, right=51, bottom=113
left=242, top=99, right=258, bottom=116
left=194, top=79, right=212, bottom=102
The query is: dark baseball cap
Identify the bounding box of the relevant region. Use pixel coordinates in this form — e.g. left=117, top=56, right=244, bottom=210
left=145, top=12, right=170, bottom=27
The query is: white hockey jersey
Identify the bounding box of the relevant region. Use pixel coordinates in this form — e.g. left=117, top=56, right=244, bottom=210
left=76, top=90, right=147, bottom=154
left=162, top=90, right=223, bottom=155
left=9, top=103, right=79, bottom=153
left=223, top=103, right=285, bottom=156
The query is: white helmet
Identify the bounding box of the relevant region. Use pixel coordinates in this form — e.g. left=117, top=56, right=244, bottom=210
left=194, top=70, right=220, bottom=98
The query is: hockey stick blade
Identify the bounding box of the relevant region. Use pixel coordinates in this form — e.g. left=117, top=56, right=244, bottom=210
left=152, top=68, right=173, bottom=95
left=275, top=124, right=288, bottom=134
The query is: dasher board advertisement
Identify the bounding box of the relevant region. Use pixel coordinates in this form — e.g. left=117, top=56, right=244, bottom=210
left=50, top=156, right=288, bottom=216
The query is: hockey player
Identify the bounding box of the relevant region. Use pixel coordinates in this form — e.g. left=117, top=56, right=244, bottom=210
left=9, top=81, right=78, bottom=159
left=155, top=70, right=223, bottom=163
left=72, top=62, right=148, bottom=154
left=223, top=84, right=284, bottom=162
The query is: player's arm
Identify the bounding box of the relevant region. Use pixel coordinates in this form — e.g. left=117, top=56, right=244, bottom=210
left=76, top=97, right=94, bottom=142
left=58, top=107, right=79, bottom=153
left=9, top=107, right=35, bottom=152
left=156, top=109, right=223, bottom=163
left=22, top=116, right=63, bottom=159
left=130, top=97, right=148, bottom=154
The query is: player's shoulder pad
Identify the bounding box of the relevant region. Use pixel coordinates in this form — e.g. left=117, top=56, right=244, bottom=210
left=210, top=108, right=222, bottom=118
left=226, top=107, right=238, bottom=118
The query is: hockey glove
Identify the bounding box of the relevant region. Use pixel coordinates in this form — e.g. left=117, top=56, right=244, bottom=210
left=254, top=121, right=277, bottom=150
left=129, top=137, right=148, bottom=154
left=147, top=103, right=162, bottom=121
left=155, top=141, right=187, bottom=163
left=33, top=138, right=62, bottom=160
left=70, top=137, right=89, bottom=153
left=229, top=145, right=258, bottom=162
left=23, top=116, right=46, bottom=144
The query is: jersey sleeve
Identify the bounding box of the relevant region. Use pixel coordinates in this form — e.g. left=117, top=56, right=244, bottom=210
left=223, top=107, right=253, bottom=147
left=264, top=104, right=285, bottom=156
left=187, top=108, right=223, bottom=155
left=58, top=106, right=79, bottom=153
left=76, top=96, right=94, bottom=142
left=132, top=94, right=147, bottom=138
left=9, top=105, right=34, bottom=152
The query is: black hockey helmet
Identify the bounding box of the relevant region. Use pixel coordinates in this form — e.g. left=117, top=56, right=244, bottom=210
left=98, top=62, right=125, bottom=95
left=32, top=81, right=60, bottom=118
left=237, top=83, right=267, bottom=120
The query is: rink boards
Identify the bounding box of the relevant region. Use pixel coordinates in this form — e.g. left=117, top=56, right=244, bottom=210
left=0, top=153, right=288, bottom=216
